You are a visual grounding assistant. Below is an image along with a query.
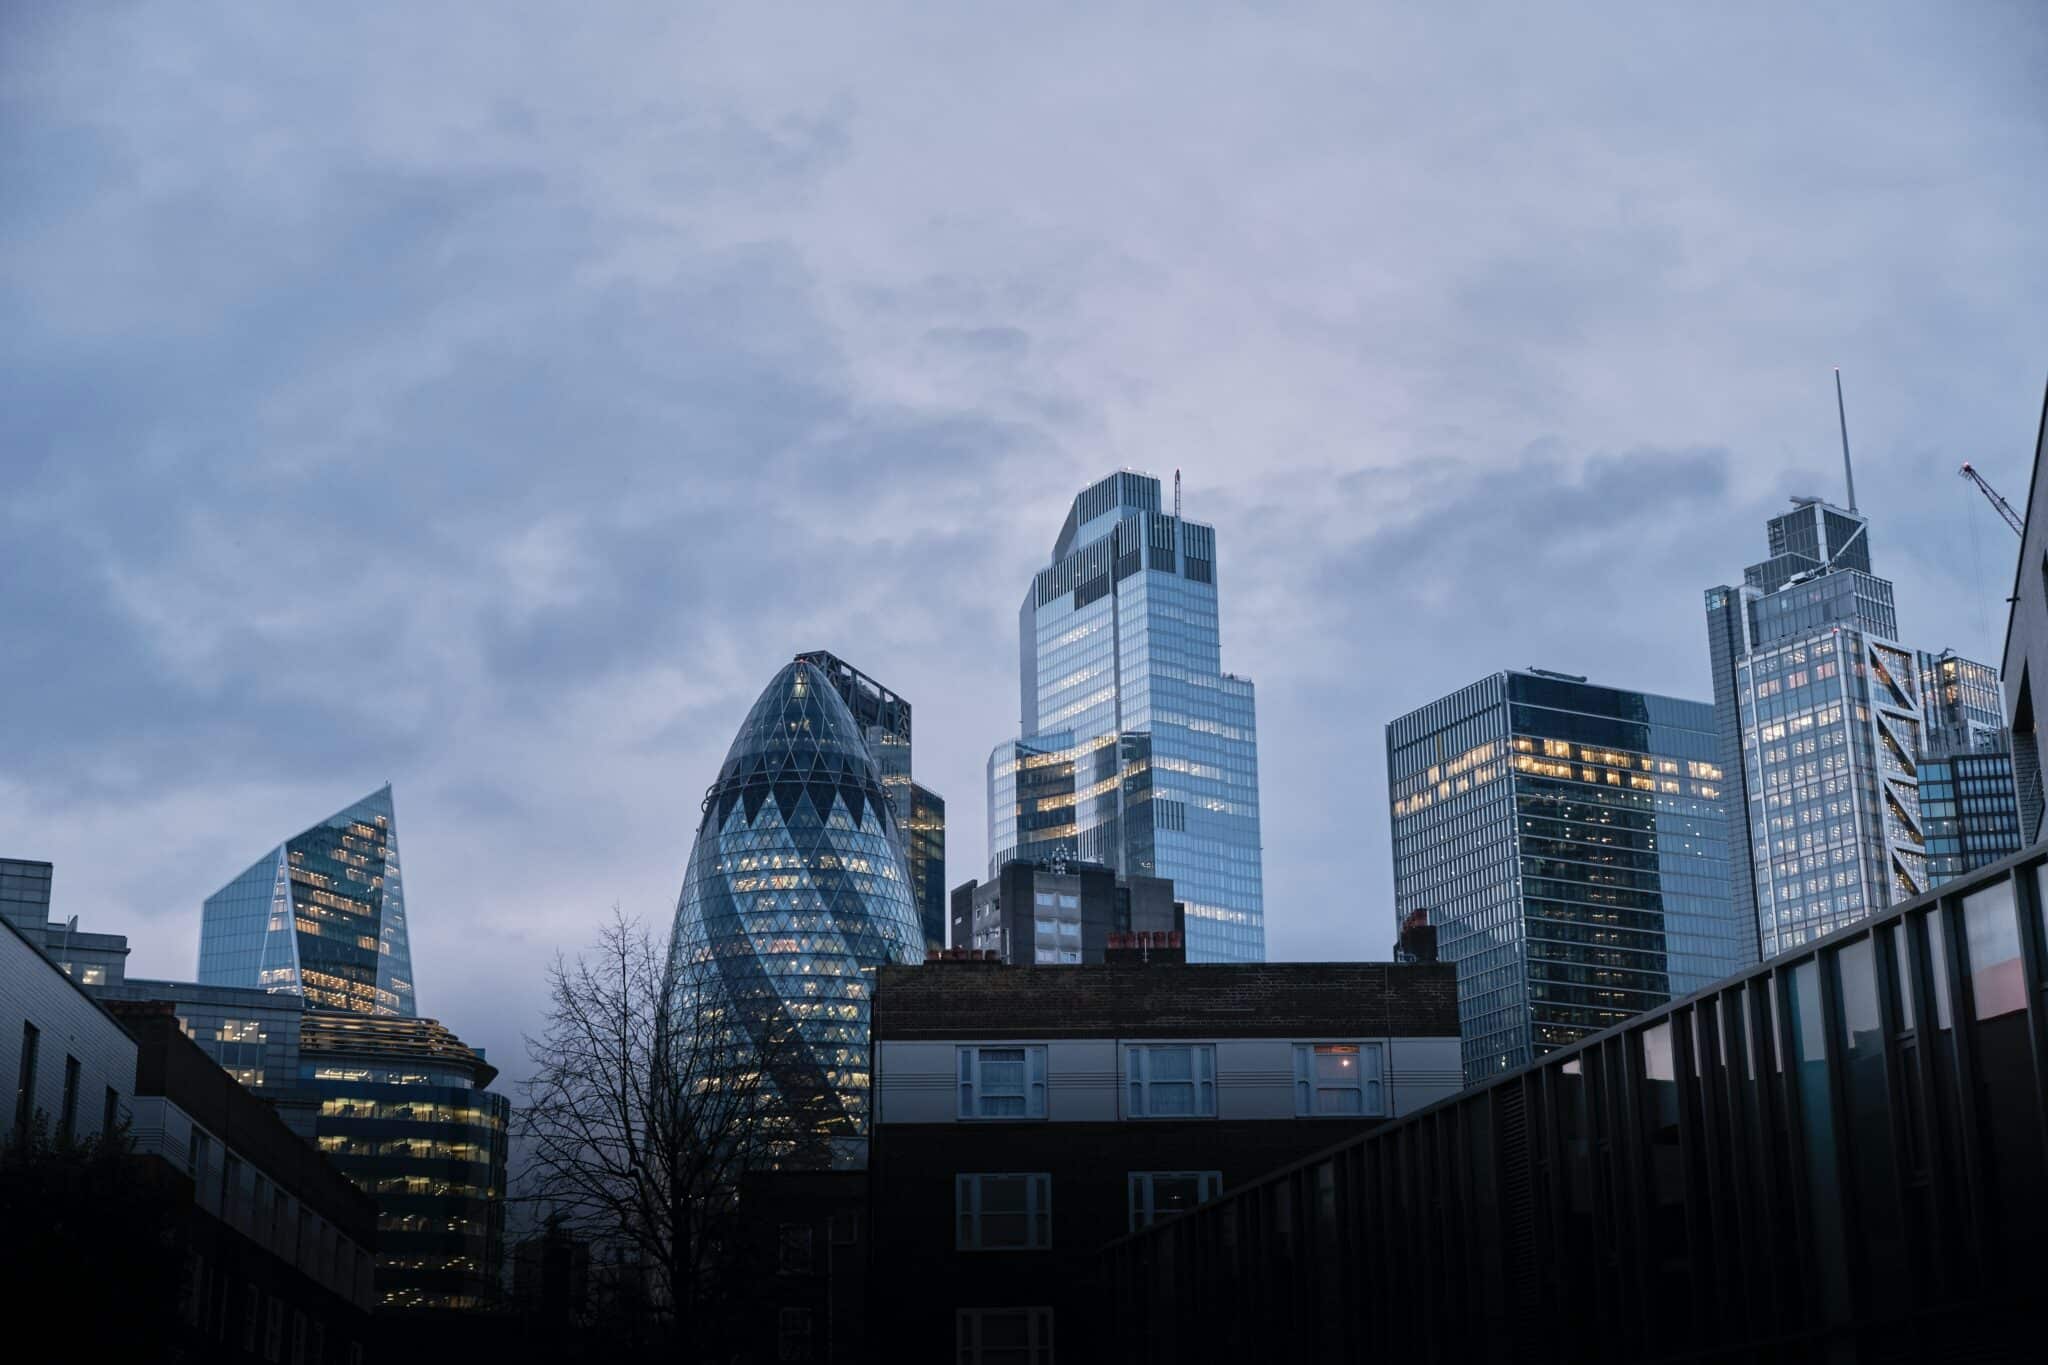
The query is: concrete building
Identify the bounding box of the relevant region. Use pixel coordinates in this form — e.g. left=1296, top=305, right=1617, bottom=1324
left=3, top=909, right=136, bottom=1150
left=869, top=954, right=1462, bottom=1360
left=1999, top=378, right=2048, bottom=843
left=112, top=1000, right=378, bottom=1361
left=950, top=858, right=1182, bottom=965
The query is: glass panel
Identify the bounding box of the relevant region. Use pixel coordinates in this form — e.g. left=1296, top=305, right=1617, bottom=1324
left=1836, top=939, right=1904, bottom=1289
left=1926, top=912, right=1953, bottom=1030
left=1961, top=882, right=2025, bottom=1020
left=1148, top=1048, right=1193, bottom=1081
left=1890, top=927, right=1915, bottom=1031
left=1788, top=962, right=1850, bottom=1318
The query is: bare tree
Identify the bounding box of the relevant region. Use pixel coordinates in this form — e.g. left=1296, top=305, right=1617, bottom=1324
left=518, top=908, right=791, bottom=1358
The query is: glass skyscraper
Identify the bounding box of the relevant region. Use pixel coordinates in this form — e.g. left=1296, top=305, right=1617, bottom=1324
left=673, top=659, right=926, bottom=1168
left=794, top=650, right=947, bottom=952
left=1916, top=650, right=2023, bottom=885
left=1705, top=498, right=2016, bottom=955
left=1387, top=669, right=1744, bottom=1081
left=988, top=470, right=1264, bottom=962
left=198, top=785, right=416, bottom=1017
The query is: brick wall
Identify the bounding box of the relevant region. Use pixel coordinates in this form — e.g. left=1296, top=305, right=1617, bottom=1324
left=874, top=960, right=1460, bottom=1040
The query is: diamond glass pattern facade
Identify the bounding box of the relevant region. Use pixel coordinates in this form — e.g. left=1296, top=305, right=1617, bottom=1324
left=198, top=786, right=417, bottom=1017
left=988, top=471, right=1264, bottom=962
left=673, top=660, right=926, bottom=1168
left=1388, top=670, right=1746, bottom=1082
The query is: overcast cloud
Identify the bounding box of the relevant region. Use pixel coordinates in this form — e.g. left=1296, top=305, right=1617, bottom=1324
left=3, top=2, right=2045, bottom=1076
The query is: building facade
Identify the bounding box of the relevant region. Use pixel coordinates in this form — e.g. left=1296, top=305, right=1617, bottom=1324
left=0, top=856, right=54, bottom=944
left=796, top=649, right=949, bottom=953
left=300, top=1011, right=510, bottom=1310
left=1388, top=669, right=1745, bottom=1082
left=988, top=470, right=1264, bottom=963
left=3, top=911, right=136, bottom=1150
left=111, top=1001, right=378, bottom=1362
left=672, top=659, right=927, bottom=1168
left=1108, top=843, right=2048, bottom=1365
left=1706, top=498, right=1937, bottom=958
left=1999, top=378, right=2048, bottom=844
left=198, top=785, right=417, bottom=1018
left=950, top=858, right=1182, bottom=966
left=869, top=957, right=1462, bottom=1361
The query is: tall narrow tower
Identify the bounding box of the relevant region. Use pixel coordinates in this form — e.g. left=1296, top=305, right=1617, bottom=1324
left=987, top=471, right=1265, bottom=962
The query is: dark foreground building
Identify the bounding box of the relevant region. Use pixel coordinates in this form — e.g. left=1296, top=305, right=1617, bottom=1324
left=1106, top=843, right=2048, bottom=1364
left=950, top=857, right=1182, bottom=965
left=871, top=951, right=1462, bottom=1361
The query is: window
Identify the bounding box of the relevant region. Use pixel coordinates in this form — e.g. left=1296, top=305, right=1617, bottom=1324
left=778, top=1307, right=813, bottom=1361
left=955, top=1173, right=1052, bottom=1249
left=1128, top=1171, right=1222, bottom=1230
left=958, top=1046, right=1047, bottom=1119
left=190, top=1127, right=212, bottom=1185
left=1123, top=1044, right=1215, bottom=1117
left=59, top=1055, right=80, bottom=1142
left=1293, top=1043, right=1385, bottom=1116
left=778, top=1224, right=814, bottom=1274
left=79, top=966, right=105, bottom=986
left=957, top=1307, right=1054, bottom=1363
left=13, top=1022, right=38, bottom=1140
left=265, top=1298, right=284, bottom=1361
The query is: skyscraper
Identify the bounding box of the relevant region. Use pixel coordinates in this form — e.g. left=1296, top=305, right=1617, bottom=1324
left=672, top=659, right=927, bottom=1168
left=989, top=470, right=1264, bottom=962
left=198, top=785, right=416, bottom=1016
left=1704, top=494, right=2018, bottom=956
left=1387, top=669, right=1743, bottom=1081
left=1916, top=649, right=2023, bottom=885
left=794, top=650, right=947, bottom=952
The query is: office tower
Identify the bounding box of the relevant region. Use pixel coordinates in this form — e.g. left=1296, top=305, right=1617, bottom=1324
left=949, top=858, right=1182, bottom=965
left=672, top=659, right=926, bottom=1168
left=0, top=857, right=53, bottom=942
left=795, top=650, right=948, bottom=952
left=1917, top=648, right=2023, bottom=885
left=1705, top=491, right=1992, bottom=956
left=198, top=785, right=416, bottom=1017
left=299, top=1012, right=510, bottom=1309
left=989, top=470, right=1264, bottom=962
left=1387, top=669, right=1743, bottom=1082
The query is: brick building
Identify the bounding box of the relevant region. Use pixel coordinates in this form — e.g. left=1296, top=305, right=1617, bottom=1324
left=868, top=950, right=1462, bottom=1362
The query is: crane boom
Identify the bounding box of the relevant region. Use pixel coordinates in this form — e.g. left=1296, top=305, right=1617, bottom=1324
left=1960, top=462, right=2025, bottom=537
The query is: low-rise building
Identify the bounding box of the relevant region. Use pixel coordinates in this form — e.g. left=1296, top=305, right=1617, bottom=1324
left=111, top=1000, right=378, bottom=1362
left=869, top=952, right=1462, bottom=1360
left=950, top=858, right=1182, bottom=965
left=2, top=909, right=137, bottom=1149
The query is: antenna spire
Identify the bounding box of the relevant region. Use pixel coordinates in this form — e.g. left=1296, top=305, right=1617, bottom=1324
left=1173, top=468, right=1182, bottom=520
left=1834, top=368, right=1858, bottom=511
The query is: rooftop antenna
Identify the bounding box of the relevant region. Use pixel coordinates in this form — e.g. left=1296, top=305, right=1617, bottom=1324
left=1834, top=367, right=1858, bottom=511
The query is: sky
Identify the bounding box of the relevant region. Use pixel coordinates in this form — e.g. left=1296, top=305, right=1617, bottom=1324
left=3, top=2, right=2045, bottom=1081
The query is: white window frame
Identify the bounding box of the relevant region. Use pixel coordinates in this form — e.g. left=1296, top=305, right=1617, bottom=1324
left=956, top=1045, right=1048, bottom=1120
left=1127, top=1170, right=1222, bottom=1231
left=956, top=1307, right=1054, bottom=1363
left=1122, top=1043, right=1216, bottom=1118
left=1292, top=1041, right=1385, bottom=1117
left=955, top=1173, right=1052, bottom=1250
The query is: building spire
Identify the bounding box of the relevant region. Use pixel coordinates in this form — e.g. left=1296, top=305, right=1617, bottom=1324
left=1834, top=367, right=1858, bottom=512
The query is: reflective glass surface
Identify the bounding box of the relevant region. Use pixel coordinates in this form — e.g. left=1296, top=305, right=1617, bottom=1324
left=673, top=662, right=925, bottom=1168
left=990, top=473, right=1263, bottom=961
left=197, top=785, right=417, bottom=1017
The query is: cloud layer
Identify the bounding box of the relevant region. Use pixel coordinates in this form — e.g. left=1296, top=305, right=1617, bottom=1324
left=4, top=2, right=2044, bottom=1072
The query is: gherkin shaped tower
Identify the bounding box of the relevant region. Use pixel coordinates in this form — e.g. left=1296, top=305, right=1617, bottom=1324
left=673, top=660, right=925, bottom=1167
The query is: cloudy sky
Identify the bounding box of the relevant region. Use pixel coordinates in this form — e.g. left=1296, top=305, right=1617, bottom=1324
left=4, top=3, right=2044, bottom=1074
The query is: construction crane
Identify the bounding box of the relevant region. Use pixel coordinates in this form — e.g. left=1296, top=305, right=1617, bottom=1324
left=1960, top=462, right=2025, bottom=537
